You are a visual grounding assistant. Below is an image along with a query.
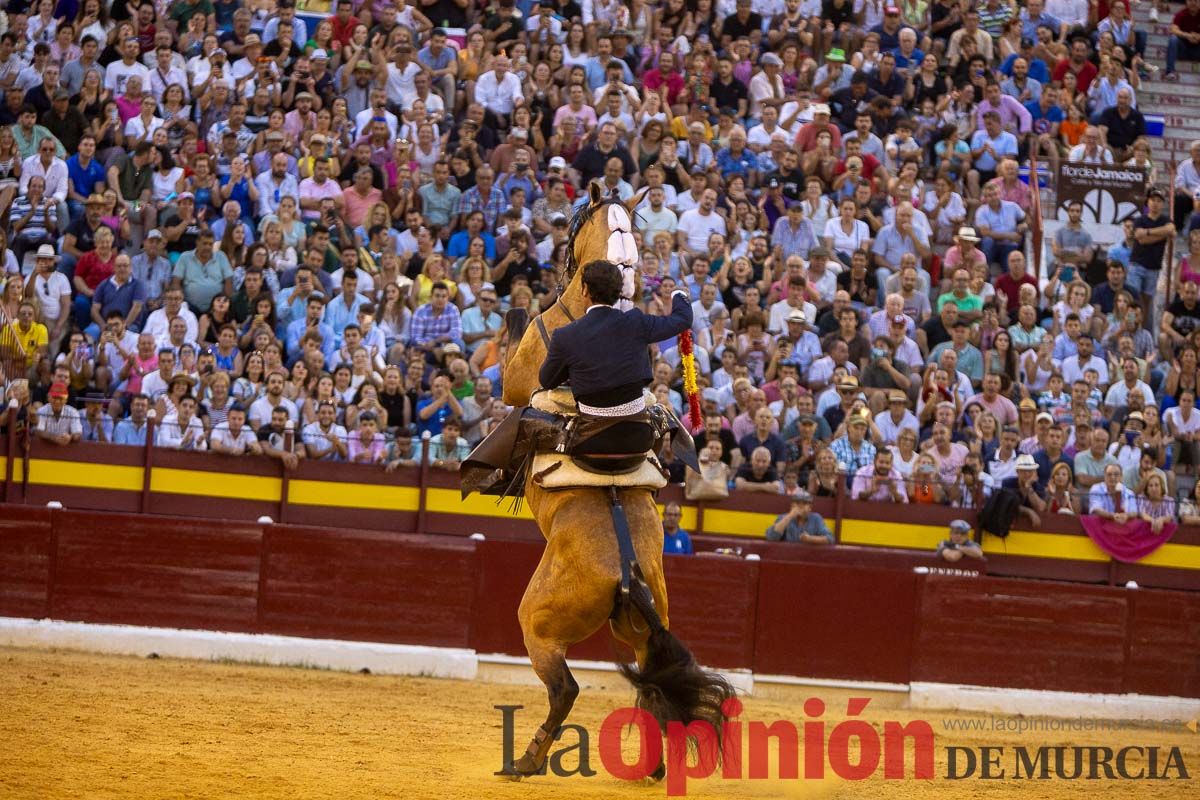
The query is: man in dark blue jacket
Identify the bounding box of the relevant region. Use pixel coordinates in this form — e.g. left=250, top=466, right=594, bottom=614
left=539, top=259, right=693, bottom=455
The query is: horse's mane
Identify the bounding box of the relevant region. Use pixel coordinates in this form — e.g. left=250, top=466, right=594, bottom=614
left=564, top=195, right=623, bottom=283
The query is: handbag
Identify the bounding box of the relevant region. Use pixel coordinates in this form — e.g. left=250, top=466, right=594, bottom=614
left=685, top=461, right=730, bottom=501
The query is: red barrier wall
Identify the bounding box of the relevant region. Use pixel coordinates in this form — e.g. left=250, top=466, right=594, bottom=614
left=259, top=526, right=475, bottom=647
left=1123, top=589, right=1200, bottom=698
left=753, top=562, right=918, bottom=684
left=1, top=507, right=1198, bottom=699
left=0, top=506, right=52, bottom=619
left=50, top=511, right=262, bottom=633
left=910, top=576, right=1129, bottom=694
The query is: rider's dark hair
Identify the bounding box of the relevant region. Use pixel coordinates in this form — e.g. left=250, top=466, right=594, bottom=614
left=581, top=260, right=623, bottom=306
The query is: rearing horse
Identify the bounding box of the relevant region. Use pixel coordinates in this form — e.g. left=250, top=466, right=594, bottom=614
left=500, top=183, right=733, bottom=780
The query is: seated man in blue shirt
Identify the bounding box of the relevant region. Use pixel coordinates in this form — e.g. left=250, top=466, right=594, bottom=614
left=662, top=502, right=694, bottom=555
left=766, top=491, right=833, bottom=544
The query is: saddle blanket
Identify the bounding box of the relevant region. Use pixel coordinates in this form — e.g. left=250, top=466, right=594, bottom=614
left=531, top=451, right=669, bottom=491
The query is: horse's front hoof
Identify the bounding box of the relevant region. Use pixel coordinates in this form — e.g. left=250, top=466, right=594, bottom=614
left=512, top=754, right=543, bottom=777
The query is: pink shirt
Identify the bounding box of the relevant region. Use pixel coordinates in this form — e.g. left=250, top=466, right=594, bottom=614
left=943, top=244, right=988, bottom=273
left=127, top=354, right=157, bottom=394
left=965, top=392, right=1019, bottom=425
left=347, top=431, right=386, bottom=463
left=341, top=186, right=383, bottom=228
left=298, top=176, right=343, bottom=221
left=986, top=176, right=1032, bottom=212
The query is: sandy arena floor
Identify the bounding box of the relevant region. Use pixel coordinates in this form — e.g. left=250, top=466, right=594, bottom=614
left=0, top=647, right=1196, bottom=799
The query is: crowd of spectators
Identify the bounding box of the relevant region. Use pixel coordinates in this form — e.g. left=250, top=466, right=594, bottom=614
left=1, top=0, right=1200, bottom=535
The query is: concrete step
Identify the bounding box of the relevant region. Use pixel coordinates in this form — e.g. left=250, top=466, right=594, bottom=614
left=1140, top=91, right=1200, bottom=107
left=1145, top=71, right=1200, bottom=84
left=1147, top=137, right=1195, bottom=155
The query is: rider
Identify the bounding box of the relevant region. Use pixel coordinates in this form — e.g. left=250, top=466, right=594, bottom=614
left=539, top=260, right=693, bottom=455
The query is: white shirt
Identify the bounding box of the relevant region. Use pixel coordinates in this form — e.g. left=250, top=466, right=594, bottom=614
left=1067, top=144, right=1114, bottom=164
left=29, top=270, right=70, bottom=322
left=1104, top=380, right=1154, bottom=409
left=768, top=298, right=817, bottom=334
left=148, top=65, right=190, bottom=102
left=1166, top=406, right=1200, bottom=437
left=124, top=114, right=165, bottom=144
left=823, top=217, right=871, bottom=254
left=37, top=404, right=82, bottom=437
left=1061, top=353, right=1109, bottom=386
left=747, top=123, right=783, bottom=151
left=143, top=307, right=199, bottom=344
left=302, top=421, right=348, bottom=459
left=1047, top=0, right=1089, bottom=26
left=140, top=370, right=174, bottom=401
left=748, top=71, right=784, bottom=117
left=103, top=59, right=151, bottom=95
left=676, top=207, right=727, bottom=251
left=474, top=70, right=524, bottom=116
left=354, top=107, right=399, bottom=139
left=875, top=409, right=920, bottom=446
left=100, top=330, right=139, bottom=382
left=20, top=155, right=69, bottom=202
left=385, top=61, right=422, bottom=108
left=248, top=394, right=299, bottom=430
left=156, top=413, right=208, bottom=450
left=210, top=421, right=257, bottom=453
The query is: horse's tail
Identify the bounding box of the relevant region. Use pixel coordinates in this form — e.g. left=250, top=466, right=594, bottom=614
left=615, top=577, right=735, bottom=745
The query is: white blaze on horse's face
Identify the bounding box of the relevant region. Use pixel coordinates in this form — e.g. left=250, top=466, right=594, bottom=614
left=606, top=204, right=638, bottom=310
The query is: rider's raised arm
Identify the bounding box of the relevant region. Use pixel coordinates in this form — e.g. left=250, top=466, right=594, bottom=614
left=635, top=289, right=694, bottom=343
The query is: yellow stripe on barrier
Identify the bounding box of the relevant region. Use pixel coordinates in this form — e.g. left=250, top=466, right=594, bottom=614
left=150, top=467, right=281, bottom=501
left=27, top=458, right=142, bottom=492
left=839, top=519, right=947, bottom=551
left=701, top=507, right=777, bottom=538
left=0, top=456, right=24, bottom=482
left=288, top=479, right=419, bottom=511
left=979, top=530, right=1112, bottom=562
left=428, top=487, right=536, bottom=520
left=1135, top=542, right=1200, bottom=571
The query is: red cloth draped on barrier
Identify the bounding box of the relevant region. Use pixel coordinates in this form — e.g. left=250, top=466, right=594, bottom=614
left=1078, top=516, right=1177, bottom=563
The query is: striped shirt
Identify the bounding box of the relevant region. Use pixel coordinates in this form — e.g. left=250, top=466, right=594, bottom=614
left=9, top=195, right=57, bottom=238
left=408, top=302, right=463, bottom=348
left=36, top=404, right=82, bottom=437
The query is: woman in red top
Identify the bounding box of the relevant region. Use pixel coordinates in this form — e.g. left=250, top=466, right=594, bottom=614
left=71, top=225, right=117, bottom=329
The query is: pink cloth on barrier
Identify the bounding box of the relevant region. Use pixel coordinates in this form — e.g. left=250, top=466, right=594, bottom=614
left=1078, top=515, right=1177, bottom=563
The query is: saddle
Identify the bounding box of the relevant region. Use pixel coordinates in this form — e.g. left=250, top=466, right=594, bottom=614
left=459, top=388, right=699, bottom=499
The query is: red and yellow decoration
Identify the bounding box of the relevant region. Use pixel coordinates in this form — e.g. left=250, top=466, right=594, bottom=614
left=678, top=330, right=702, bottom=428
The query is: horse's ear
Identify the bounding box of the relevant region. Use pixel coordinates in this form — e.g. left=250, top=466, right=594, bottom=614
left=588, top=179, right=603, bottom=206
left=625, top=187, right=648, bottom=215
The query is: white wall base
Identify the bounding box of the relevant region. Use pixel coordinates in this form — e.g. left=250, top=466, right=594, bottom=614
left=910, top=681, right=1200, bottom=722
left=0, top=617, right=478, bottom=680
left=2, top=617, right=1196, bottom=724
left=477, top=652, right=756, bottom=695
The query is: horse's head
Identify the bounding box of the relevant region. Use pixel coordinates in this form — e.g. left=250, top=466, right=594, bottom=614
left=502, top=182, right=646, bottom=406
left=561, top=182, right=648, bottom=310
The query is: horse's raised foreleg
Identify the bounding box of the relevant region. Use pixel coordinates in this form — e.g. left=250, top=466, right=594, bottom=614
left=509, top=525, right=615, bottom=777
left=510, top=647, right=579, bottom=776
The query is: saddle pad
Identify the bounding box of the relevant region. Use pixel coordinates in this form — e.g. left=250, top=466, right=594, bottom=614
left=530, top=387, right=658, bottom=416
left=531, top=452, right=668, bottom=491
left=530, top=387, right=579, bottom=415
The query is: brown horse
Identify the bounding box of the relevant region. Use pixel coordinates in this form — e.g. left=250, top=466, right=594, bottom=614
left=500, top=183, right=733, bottom=780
